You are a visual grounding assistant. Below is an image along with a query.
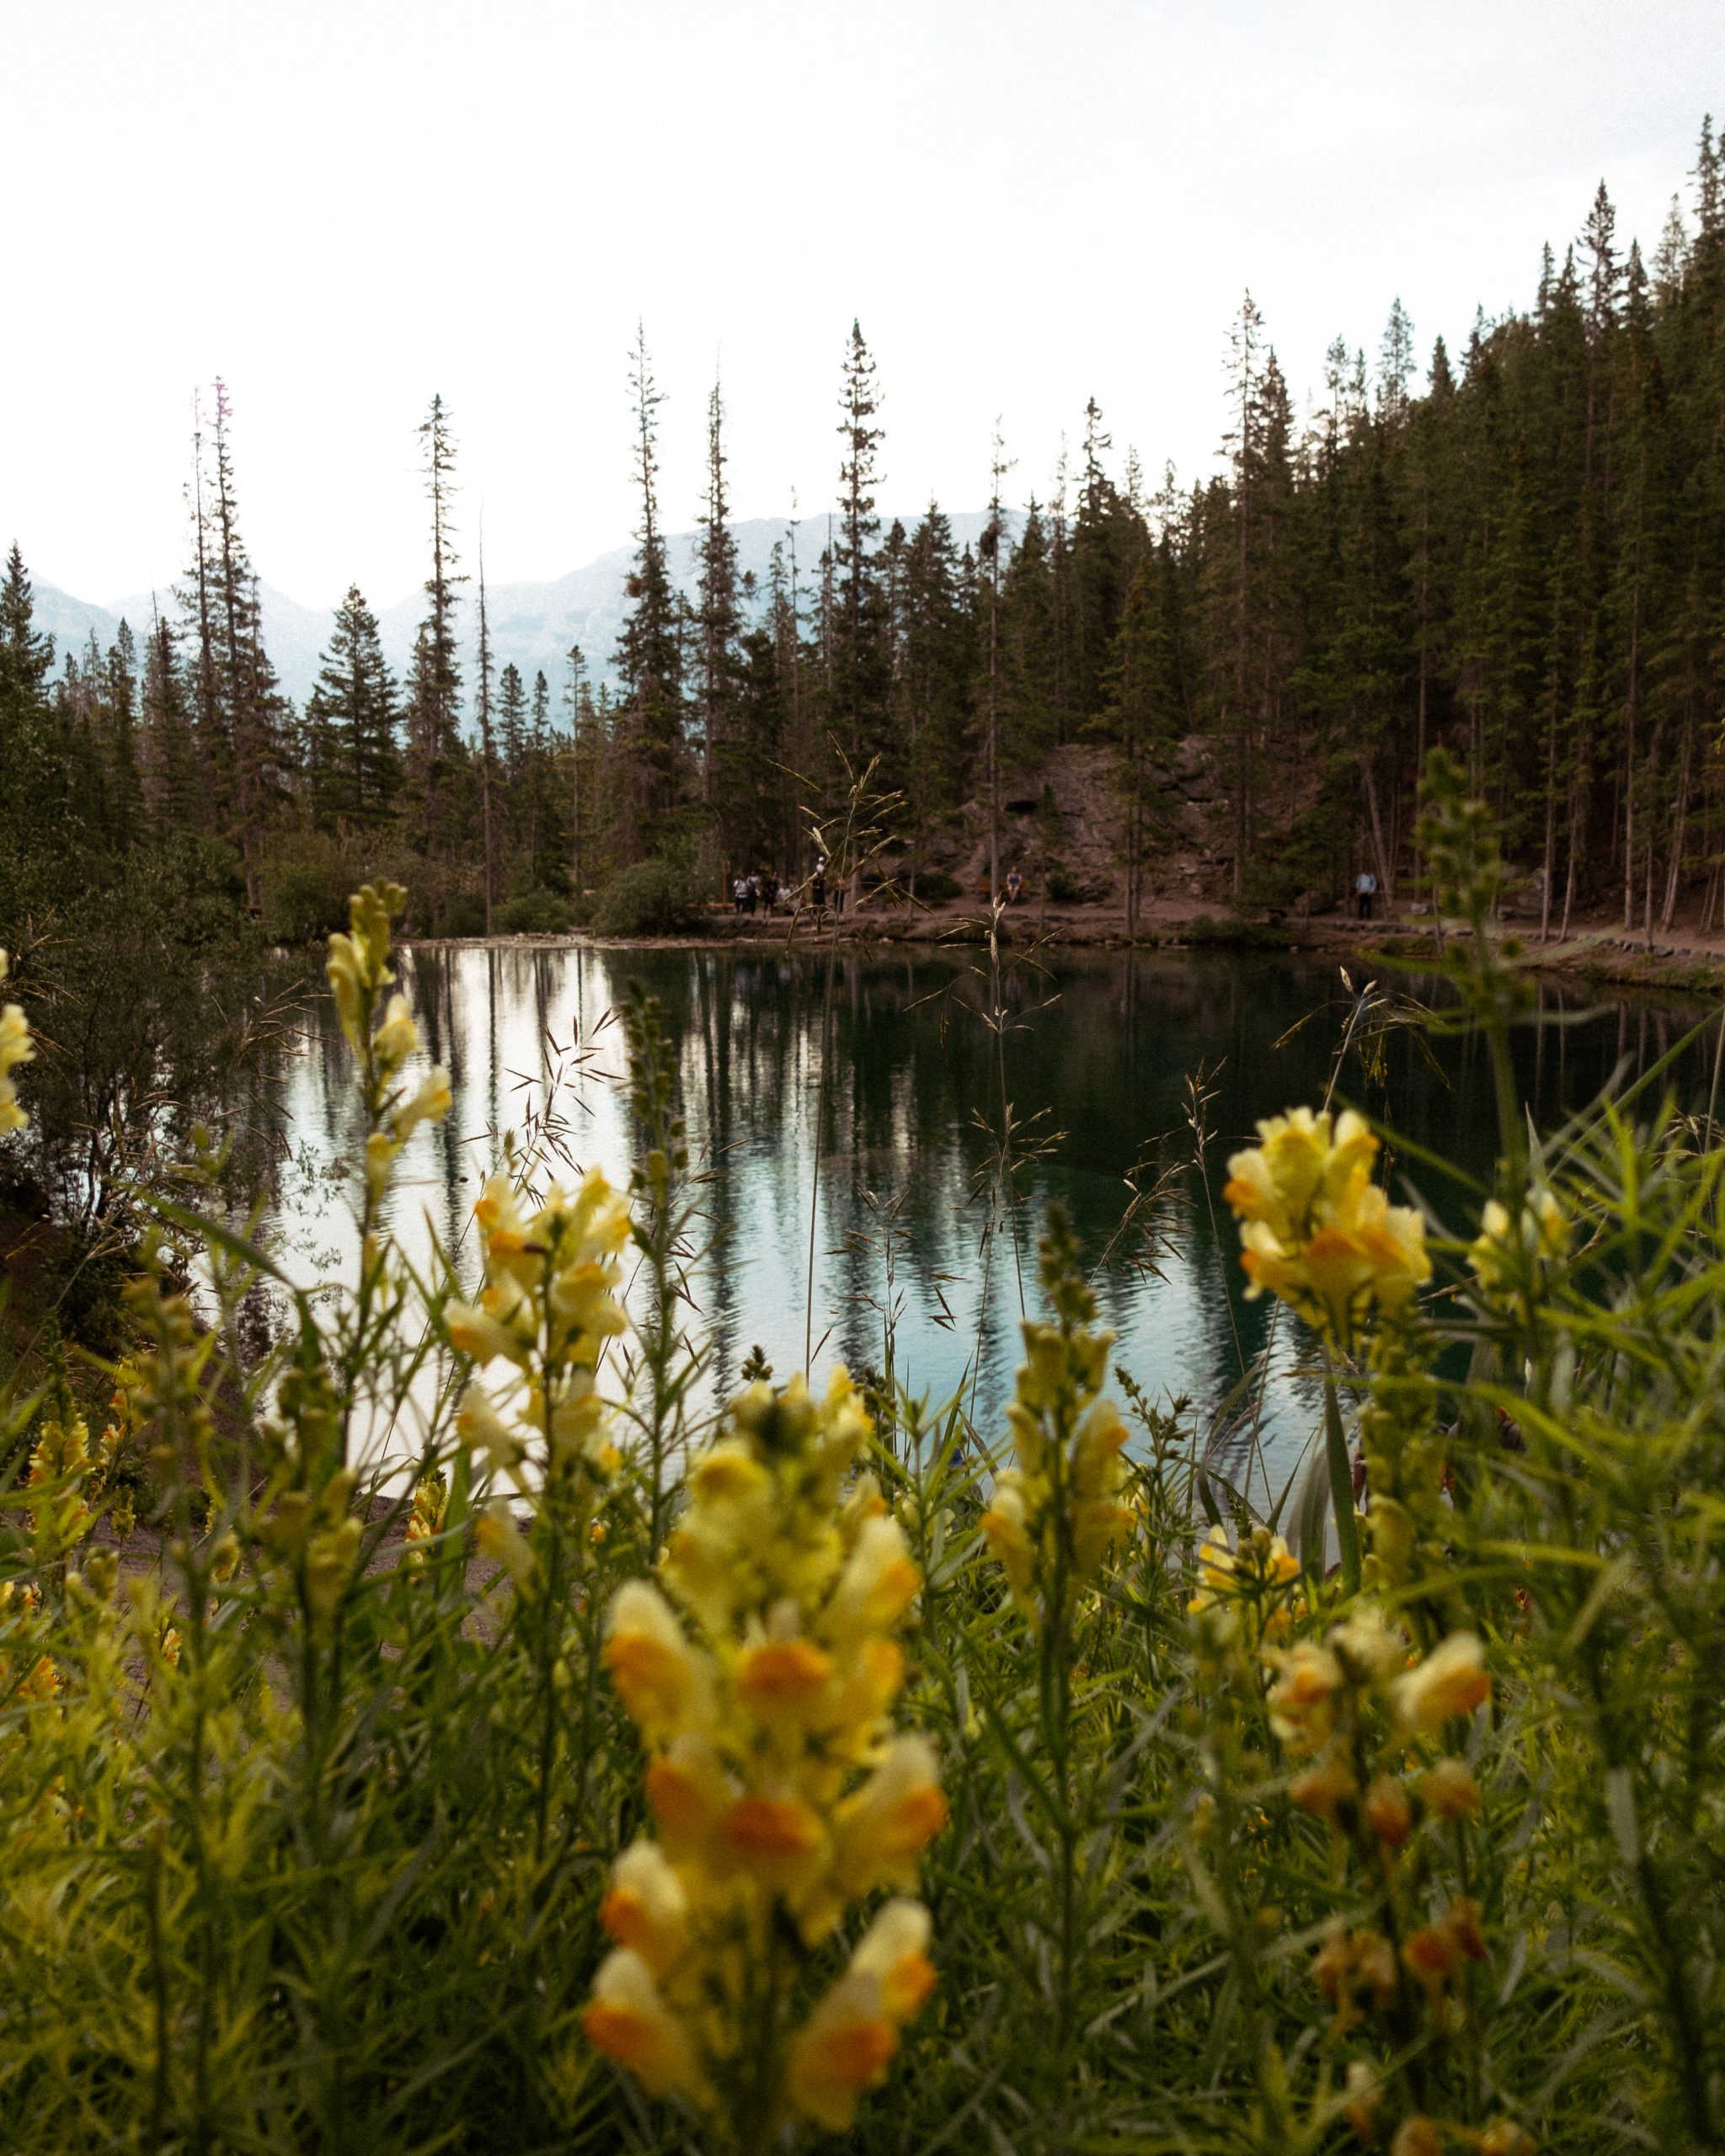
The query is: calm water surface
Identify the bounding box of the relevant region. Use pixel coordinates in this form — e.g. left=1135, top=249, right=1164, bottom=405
left=274, top=942, right=1717, bottom=1492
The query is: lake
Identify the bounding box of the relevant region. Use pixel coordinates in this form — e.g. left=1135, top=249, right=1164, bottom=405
left=273, top=938, right=1719, bottom=1497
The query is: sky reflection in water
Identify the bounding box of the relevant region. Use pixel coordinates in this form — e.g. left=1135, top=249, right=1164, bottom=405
left=274, top=942, right=1715, bottom=1497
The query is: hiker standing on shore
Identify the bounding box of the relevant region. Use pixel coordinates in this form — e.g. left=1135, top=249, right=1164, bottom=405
left=1355, top=867, right=1378, bottom=921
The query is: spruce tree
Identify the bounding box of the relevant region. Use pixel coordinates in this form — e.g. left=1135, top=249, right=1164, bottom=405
left=0, top=542, right=55, bottom=736
left=403, top=394, right=466, bottom=855
left=695, top=376, right=744, bottom=830
left=829, top=321, right=889, bottom=778
left=475, top=548, right=497, bottom=931
left=306, top=587, right=398, bottom=824
left=142, top=611, right=200, bottom=836
left=0, top=543, right=62, bottom=856
left=104, top=623, right=147, bottom=847
left=200, top=382, right=291, bottom=901
left=613, top=325, right=685, bottom=856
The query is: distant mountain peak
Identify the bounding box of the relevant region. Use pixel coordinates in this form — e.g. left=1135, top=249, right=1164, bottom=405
left=35, top=509, right=1017, bottom=709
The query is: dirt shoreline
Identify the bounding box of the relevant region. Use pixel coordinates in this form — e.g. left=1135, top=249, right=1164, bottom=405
left=406, top=896, right=1725, bottom=996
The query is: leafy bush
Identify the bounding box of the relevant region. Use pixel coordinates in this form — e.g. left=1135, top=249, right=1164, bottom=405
left=260, top=833, right=361, bottom=945
left=590, top=856, right=697, bottom=936
left=1, top=794, right=1722, bottom=2156
left=439, top=891, right=489, bottom=937
left=496, top=889, right=574, bottom=935
left=911, top=867, right=963, bottom=902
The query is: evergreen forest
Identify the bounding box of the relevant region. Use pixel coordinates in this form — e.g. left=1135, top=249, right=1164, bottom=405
left=8, top=135, right=1725, bottom=946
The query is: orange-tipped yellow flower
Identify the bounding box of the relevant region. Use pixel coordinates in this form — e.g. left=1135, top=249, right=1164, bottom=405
left=603, top=1582, right=715, bottom=1742
left=785, top=1900, right=936, bottom=2132
left=1225, top=1107, right=1429, bottom=1346
left=599, top=1841, right=691, bottom=1979
left=1391, top=1632, right=1491, bottom=1734
left=1265, top=1641, right=1345, bottom=1755
left=983, top=1251, right=1133, bottom=1625
left=583, top=1949, right=707, bottom=2101
left=585, top=1369, right=940, bottom=2141
left=0, top=954, right=35, bottom=1135
left=1418, top=1756, right=1482, bottom=1820
left=450, top=1167, right=630, bottom=1526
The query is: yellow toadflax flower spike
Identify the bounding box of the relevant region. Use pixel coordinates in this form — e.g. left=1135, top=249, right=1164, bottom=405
left=584, top=1368, right=943, bottom=2144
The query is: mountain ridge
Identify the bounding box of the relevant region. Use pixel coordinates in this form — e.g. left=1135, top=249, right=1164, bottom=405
left=31, top=510, right=1016, bottom=711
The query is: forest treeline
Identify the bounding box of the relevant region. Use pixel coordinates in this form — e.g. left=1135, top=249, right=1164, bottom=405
left=7, top=125, right=1725, bottom=942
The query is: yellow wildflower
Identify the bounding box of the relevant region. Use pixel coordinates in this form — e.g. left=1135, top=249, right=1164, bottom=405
left=599, top=1840, right=691, bottom=1979
left=1418, top=1757, right=1482, bottom=1820
left=1186, top=1524, right=1299, bottom=1616
left=1478, top=2122, right=1537, bottom=2156
left=1289, top=1755, right=1357, bottom=1822
left=0, top=953, right=34, bottom=1134
left=584, top=1949, right=707, bottom=2102
left=1470, top=1187, right=1567, bottom=1299
left=1265, top=1641, right=1345, bottom=1754
left=785, top=1900, right=936, bottom=2132
left=1402, top=1895, right=1487, bottom=1994
left=983, top=1229, right=1133, bottom=1626
left=448, top=1169, right=629, bottom=1499
left=1343, top=2058, right=1383, bottom=2137
left=1328, top=1604, right=1410, bottom=1685
left=1391, top=1633, right=1491, bottom=1735
left=603, top=1580, right=715, bottom=1740
left=1363, top=1774, right=1413, bottom=1849
left=1225, top=1107, right=1429, bottom=1346
left=586, top=1368, right=940, bottom=2142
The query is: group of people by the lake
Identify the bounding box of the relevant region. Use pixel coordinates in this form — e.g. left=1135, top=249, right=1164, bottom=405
left=731, top=870, right=793, bottom=916
left=728, top=862, right=1035, bottom=916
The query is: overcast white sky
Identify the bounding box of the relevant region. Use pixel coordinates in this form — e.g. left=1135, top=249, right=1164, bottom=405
left=3, top=0, right=1721, bottom=606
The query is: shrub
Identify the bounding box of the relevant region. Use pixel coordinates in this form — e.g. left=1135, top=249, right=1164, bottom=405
left=591, top=856, right=697, bottom=936
left=260, top=834, right=360, bottom=945
left=496, top=889, right=574, bottom=935
left=911, top=867, right=963, bottom=903
left=435, top=891, right=487, bottom=937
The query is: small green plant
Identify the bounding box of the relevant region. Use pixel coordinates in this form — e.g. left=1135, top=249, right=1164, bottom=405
left=591, top=856, right=697, bottom=936
left=496, top=888, right=574, bottom=935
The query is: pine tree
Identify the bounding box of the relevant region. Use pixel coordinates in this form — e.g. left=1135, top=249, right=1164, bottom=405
left=496, top=660, right=529, bottom=874
left=1068, top=398, right=1141, bottom=723
left=999, top=500, right=1057, bottom=767
left=142, top=609, right=200, bottom=836
left=980, top=431, right=1012, bottom=899
left=306, top=587, right=399, bottom=824
left=1107, top=542, right=1185, bottom=936
left=104, top=623, right=147, bottom=847
left=564, top=644, right=593, bottom=894
left=1377, top=298, right=1416, bottom=426
left=204, top=382, right=291, bottom=901
left=403, top=394, right=466, bottom=854
left=0, top=542, right=55, bottom=734
left=0, top=542, right=62, bottom=853
left=613, top=325, right=685, bottom=856
left=1222, top=292, right=1267, bottom=894
left=475, top=547, right=497, bottom=931
left=829, top=321, right=889, bottom=778
left=696, top=376, right=744, bottom=832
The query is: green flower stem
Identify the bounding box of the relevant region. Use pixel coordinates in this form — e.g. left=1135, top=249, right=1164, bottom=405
left=1322, top=1359, right=1360, bottom=1596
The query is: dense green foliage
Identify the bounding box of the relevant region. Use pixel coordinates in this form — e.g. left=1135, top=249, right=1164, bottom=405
left=1, top=782, right=1723, bottom=2151
left=11, top=131, right=1725, bottom=935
